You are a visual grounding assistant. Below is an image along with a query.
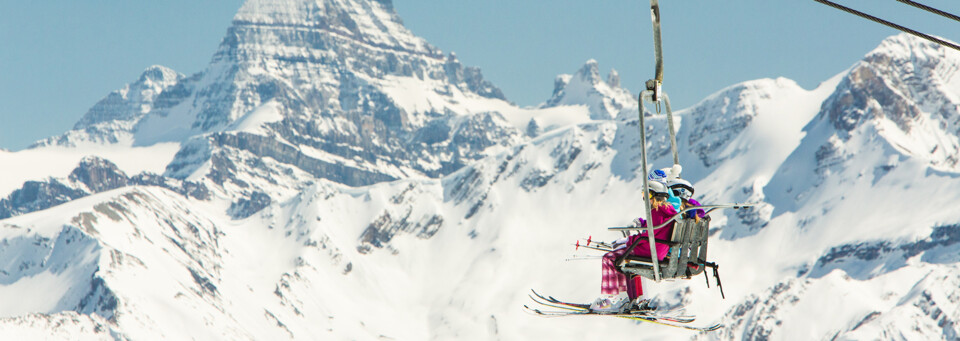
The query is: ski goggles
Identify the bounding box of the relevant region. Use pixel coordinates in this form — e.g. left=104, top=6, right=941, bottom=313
left=670, top=185, right=694, bottom=200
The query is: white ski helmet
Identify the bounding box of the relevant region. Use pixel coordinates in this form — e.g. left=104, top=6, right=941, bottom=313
left=647, top=180, right=669, bottom=196
left=667, top=178, right=695, bottom=199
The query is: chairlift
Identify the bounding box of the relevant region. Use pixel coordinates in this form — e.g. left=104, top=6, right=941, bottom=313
left=526, top=2, right=761, bottom=326
left=611, top=0, right=758, bottom=296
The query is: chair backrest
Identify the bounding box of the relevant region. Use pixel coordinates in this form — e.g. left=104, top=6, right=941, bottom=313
left=621, top=216, right=711, bottom=280
left=670, top=217, right=686, bottom=241
left=673, top=216, right=710, bottom=277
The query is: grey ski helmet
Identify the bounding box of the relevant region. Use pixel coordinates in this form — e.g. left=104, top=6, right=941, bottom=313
left=667, top=178, right=695, bottom=199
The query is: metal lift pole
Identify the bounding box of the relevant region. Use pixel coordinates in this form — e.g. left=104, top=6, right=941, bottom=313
left=644, top=0, right=664, bottom=282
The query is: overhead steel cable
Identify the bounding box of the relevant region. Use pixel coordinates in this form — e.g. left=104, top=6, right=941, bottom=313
left=813, top=0, right=960, bottom=52
left=895, top=0, right=960, bottom=23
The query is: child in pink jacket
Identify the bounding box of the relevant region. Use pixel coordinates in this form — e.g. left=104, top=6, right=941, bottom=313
left=591, top=180, right=677, bottom=313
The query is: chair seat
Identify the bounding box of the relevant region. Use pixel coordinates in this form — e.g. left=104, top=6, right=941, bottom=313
left=619, top=216, right=711, bottom=280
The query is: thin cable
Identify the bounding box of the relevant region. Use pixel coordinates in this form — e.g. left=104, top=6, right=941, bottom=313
left=895, top=0, right=960, bottom=23
left=813, top=0, right=960, bottom=52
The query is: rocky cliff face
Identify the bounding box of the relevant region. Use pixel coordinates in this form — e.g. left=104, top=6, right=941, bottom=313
left=0, top=156, right=208, bottom=219
left=821, top=34, right=960, bottom=171
left=176, top=0, right=519, bottom=186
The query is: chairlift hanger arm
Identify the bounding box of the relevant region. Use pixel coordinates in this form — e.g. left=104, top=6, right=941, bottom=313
left=639, top=90, right=680, bottom=166
left=649, top=0, right=664, bottom=84
left=813, top=0, right=960, bottom=52
left=631, top=92, right=659, bottom=277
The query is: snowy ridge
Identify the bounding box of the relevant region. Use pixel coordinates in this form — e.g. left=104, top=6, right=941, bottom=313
left=669, top=76, right=842, bottom=240
left=35, top=66, right=187, bottom=147
left=0, top=143, right=182, bottom=199
left=0, top=187, right=226, bottom=339
left=822, top=34, right=960, bottom=172
left=0, top=155, right=210, bottom=220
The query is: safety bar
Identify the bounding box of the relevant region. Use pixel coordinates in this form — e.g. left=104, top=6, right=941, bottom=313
left=607, top=203, right=759, bottom=232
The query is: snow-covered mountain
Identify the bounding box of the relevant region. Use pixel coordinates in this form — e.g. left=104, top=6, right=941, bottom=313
left=2, top=0, right=959, bottom=338
left=543, top=59, right=637, bottom=120
left=42, top=0, right=521, bottom=190
left=701, top=35, right=960, bottom=340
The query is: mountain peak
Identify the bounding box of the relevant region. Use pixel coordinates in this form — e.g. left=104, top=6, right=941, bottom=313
left=136, top=65, right=181, bottom=86
left=575, top=59, right=602, bottom=83
left=544, top=60, right=635, bottom=120
left=70, top=65, right=184, bottom=132
left=233, top=0, right=428, bottom=53
left=866, top=33, right=956, bottom=62
left=607, top=68, right=621, bottom=88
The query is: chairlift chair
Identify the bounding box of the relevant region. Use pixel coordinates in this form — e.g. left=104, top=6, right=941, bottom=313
left=616, top=214, right=711, bottom=280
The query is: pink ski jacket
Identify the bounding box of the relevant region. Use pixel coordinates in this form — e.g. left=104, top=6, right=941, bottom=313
left=628, top=204, right=678, bottom=260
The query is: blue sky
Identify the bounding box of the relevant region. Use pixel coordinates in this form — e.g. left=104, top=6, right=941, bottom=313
left=1, top=0, right=959, bottom=150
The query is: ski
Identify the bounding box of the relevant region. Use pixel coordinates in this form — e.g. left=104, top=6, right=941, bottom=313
left=528, top=290, right=721, bottom=331
left=523, top=304, right=722, bottom=332
left=621, top=315, right=722, bottom=332
left=530, top=289, right=694, bottom=322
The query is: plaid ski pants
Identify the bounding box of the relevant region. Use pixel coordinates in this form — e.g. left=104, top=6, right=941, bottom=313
left=601, top=248, right=643, bottom=298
